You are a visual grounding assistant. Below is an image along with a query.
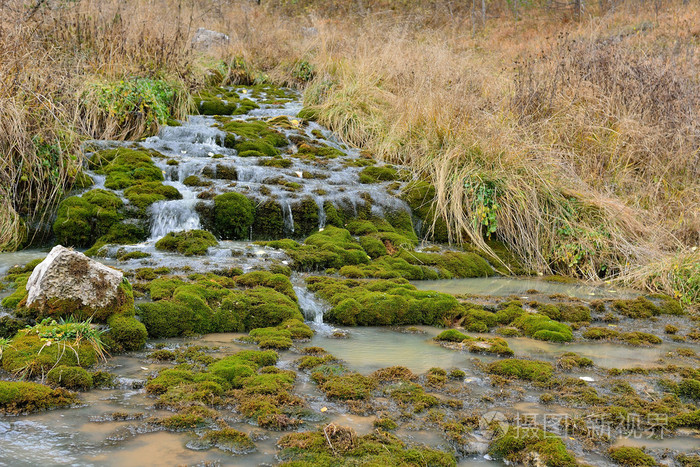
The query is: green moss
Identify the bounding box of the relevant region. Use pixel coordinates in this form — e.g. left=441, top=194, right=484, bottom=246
left=138, top=299, right=211, bottom=338
left=53, top=189, right=124, bottom=247
left=1, top=273, right=30, bottom=309
left=513, top=313, right=573, bottom=342
left=359, top=165, right=399, bottom=183
left=243, top=287, right=303, bottom=330
left=2, top=333, right=97, bottom=377
left=235, top=271, right=296, bottom=301
left=400, top=181, right=449, bottom=242
left=201, top=427, right=256, bottom=454
left=155, top=229, right=218, bottom=256
left=0, top=315, right=25, bottom=338
left=0, top=381, right=77, bottom=415
left=90, top=148, right=164, bottom=190
left=489, top=428, right=578, bottom=467
left=557, top=352, right=594, bottom=370
left=608, top=446, right=656, bottom=466
left=291, top=197, right=319, bottom=237
left=307, top=276, right=461, bottom=326
left=317, top=372, right=377, bottom=400
left=278, top=426, right=455, bottom=466
left=212, top=291, right=249, bottom=333
left=487, top=358, right=554, bottom=382
left=582, top=327, right=662, bottom=345
left=360, top=235, right=387, bottom=259
left=182, top=175, right=212, bottom=187
left=106, top=315, right=147, bottom=352
left=677, top=378, right=700, bottom=400
left=389, top=382, right=439, bottom=412
left=213, top=192, right=255, bottom=240
left=284, top=226, right=370, bottom=270
left=435, top=329, right=470, bottom=342
left=123, top=182, right=181, bottom=209
left=46, top=365, right=93, bottom=391
left=220, top=119, right=288, bottom=155
left=613, top=297, right=660, bottom=319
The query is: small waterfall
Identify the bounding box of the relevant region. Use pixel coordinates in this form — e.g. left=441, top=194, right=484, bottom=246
left=295, top=286, right=326, bottom=325
left=282, top=201, right=295, bottom=233
left=316, top=197, right=326, bottom=230
left=148, top=193, right=201, bottom=239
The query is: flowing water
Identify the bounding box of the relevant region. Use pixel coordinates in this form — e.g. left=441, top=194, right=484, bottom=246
left=1, top=86, right=698, bottom=466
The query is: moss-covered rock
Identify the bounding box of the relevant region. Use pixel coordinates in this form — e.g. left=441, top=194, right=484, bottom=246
left=220, top=119, right=288, bottom=156
left=155, top=229, right=218, bottom=256
left=400, top=181, right=449, bottom=243
left=2, top=333, right=98, bottom=377
left=106, top=315, right=147, bottom=352
left=213, top=192, right=255, bottom=240
left=53, top=189, right=124, bottom=248
left=359, top=165, right=399, bottom=184
left=489, top=427, right=578, bottom=467
left=487, top=358, right=554, bottom=382
left=608, top=446, right=656, bottom=466
left=0, top=381, right=77, bottom=415
left=513, top=313, right=573, bottom=342
left=252, top=200, right=285, bottom=239
left=307, top=276, right=461, bottom=326
left=46, top=365, right=93, bottom=391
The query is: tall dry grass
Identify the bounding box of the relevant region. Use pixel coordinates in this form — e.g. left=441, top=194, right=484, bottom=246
left=0, top=0, right=697, bottom=301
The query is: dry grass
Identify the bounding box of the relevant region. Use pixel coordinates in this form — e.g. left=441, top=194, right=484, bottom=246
left=0, top=0, right=697, bottom=301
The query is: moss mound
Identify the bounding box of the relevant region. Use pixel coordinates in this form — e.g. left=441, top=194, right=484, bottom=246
left=307, top=276, right=460, bottom=326
left=487, top=358, right=554, bottom=382
left=1, top=333, right=98, bottom=377
left=608, top=446, right=656, bottom=466
left=0, top=381, right=77, bottom=415
left=278, top=425, right=456, bottom=466
left=213, top=192, right=255, bottom=240
left=46, top=365, right=93, bottom=391
left=155, top=229, right=218, bottom=256
left=106, top=315, right=148, bottom=351
left=489, top=427, right=578, bottom=467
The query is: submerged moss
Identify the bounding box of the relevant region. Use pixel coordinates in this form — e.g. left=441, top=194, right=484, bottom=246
left=277, top=425, right=456, bottom=466
left=487, top=358, right=554, bottom=382
left=489, top=427, right=578, bottom=467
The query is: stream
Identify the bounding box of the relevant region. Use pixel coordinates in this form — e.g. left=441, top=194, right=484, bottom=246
left=1, top=85, right=698, bottom=466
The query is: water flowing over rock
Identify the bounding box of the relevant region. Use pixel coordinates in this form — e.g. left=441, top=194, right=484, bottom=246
left=25, top=245, right=128, bottom=318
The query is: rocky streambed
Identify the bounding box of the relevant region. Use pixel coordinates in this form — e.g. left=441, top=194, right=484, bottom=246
left=0, top=84, right=698, bottom=467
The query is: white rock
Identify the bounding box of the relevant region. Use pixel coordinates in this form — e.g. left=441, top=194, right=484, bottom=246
left=191, top=28, right=230, bottom=51
left=579, top=376, right=595, bottom=382
left=25, top=245, right=128, bottom=317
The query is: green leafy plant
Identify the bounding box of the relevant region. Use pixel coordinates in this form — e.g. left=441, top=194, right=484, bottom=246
left=26, top=317, right=108, bottom=367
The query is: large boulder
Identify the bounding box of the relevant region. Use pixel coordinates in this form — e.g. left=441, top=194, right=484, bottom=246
left=23, top=245, right=134, bottom=321
left=191, top=28, right=230, bottom=51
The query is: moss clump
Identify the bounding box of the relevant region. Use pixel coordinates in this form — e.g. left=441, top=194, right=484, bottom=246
left=582, top=327, right=662, bottom=345
left=220, top=119, right=288, bottom=156
left=1, top=273, right=30, bottom=309
left=105, top=315, right=147, bottom=352
left=0, top=315, right=25, bottom=338
left=360, top=235, right=387, bottom=259
left=200, top=428, right=256, bottom=454
left=389, top=382, right=439, bottom=412
left=123, top=182, right=182, bottom=209
left=435, top=329, right=470, bottom=342
left=513, top=313, right=573, bottom=342
left=89, top=148, right=163, bottom=189
left=359, top=165, right=399, bottom=183
left=316, top=372, right=377, bottom=401
left=213, top=192, right=255, bottom=240
left=277, top=425, right=456, bottom=466
left=243, top=287, right=304, bottom=331
left=400, top=181, right=449, bottom=242
left=291, top=197, right=320, bottom=237
left=608, top=446, right=656, bottom=466
left=557, top=352, right=594, bottom=370
left=1, top=333, right=98, bottom=377
left=307, top=276, right=461, bottom=326
left=676, top=378, right=700, bottom=400
left=235, top=270, right=297, bottom=301
left=272, top=226, right=371, bottom=271
left=613, top=297, right=660, bottom=319
left=487, top=358, right=554, bottom=382
left=182, top=175, right=212, bottom=187
left=0, top=381, right=77, bottom=415
left=194, top=88, right=260, bottom=116
left=489, top=428, right=578, bottom=467
left=53, top=189, right=124, bottom=247
left=155, top=229, right=218, bottom=256
left=252, top=200, right=285, bottom=239
left=46, top=365, right=93, bottom=391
